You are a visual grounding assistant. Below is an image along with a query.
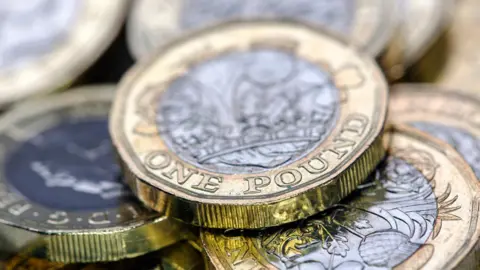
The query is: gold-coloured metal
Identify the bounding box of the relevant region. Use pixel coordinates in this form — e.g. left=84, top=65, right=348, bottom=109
left=0, top=86, right=196, bottom=263
left=410, top=0, right=480, bottom=94
left=127, top=0, right=398, bottom=60
left=111, top=20, right=388, bottom=229
left=389, top=84, right=480, bottom=179
left=201, top=125, right=480, bottom=269
left=3, top=240, right=203, bottom=270
left=0, top=1, right=128, bottom=107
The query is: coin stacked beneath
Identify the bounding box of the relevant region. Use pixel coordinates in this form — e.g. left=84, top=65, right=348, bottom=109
left=0, top=1, right=479, bottom=270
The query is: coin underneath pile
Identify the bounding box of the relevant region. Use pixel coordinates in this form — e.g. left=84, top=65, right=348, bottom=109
left=0, top=1, right=479, bottom=270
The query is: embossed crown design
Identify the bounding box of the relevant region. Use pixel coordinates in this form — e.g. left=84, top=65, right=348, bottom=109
left=157, top=49, right=339, bottom=171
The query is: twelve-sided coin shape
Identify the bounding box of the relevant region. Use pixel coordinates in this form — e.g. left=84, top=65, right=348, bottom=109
left=111, top=21, right=389, bottom=229
left=201, top=125, right=480, bottom=269
left=0, top=86, right=194, bottom=263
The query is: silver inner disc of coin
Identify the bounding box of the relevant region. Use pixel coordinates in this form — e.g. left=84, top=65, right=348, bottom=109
left=179, top=0, right=356, bottom=36
left=157, top=49, right=340, bottom=174
left=0, top=0, right=79, bottom=70
left=263, top=157, right=437, bottom=270
left=411, top=122, right=480, bottom=178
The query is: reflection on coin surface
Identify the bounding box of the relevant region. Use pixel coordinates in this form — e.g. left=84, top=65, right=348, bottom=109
left=411, top=0, right=480, bottom=93
left=390, top=84, right=480, bottom=179
left=201, top=125, right=480, bottom=270
left=0, top=86, right=193, bottom=263
left=0, top=1, right=127, bottom=106
left=111, top=21, right=388, bottom=229
left=127, top=0, right=398, bottom=59
left=400, top=0, right=453, bottom=65
left=4, top=240, right=203, bottom=270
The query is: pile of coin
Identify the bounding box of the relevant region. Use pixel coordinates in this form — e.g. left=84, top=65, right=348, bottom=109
left=0, top=0, right=479, bottom=269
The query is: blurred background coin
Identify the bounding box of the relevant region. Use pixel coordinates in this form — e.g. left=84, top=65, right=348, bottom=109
left=390, top=84, right=480, bottom=180
left=0, top=86, right=195, bottom=263
left=400, top=0, right=454, bottom=67
left=409, top=0, right=480, bottom=95
left=202, top=125, right=480, bottom=270
left=3, top=240, right=203, bottom=270
left=111, top=21, right=388, bottom=229
left=0, top=1, right=128, bottom=107
left=127, top=0, right=398, bottom=60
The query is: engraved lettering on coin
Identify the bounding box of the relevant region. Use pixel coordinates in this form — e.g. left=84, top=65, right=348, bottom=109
left=0, top=0, right=79, bottom=70
left=260, top=156, right=438, bottom=270
left=5, top=118, right=133, bottom=211
left=157, top=50, right=340, bottom=174
left=411, top=122, right=480, bottom=178
left=179, top=0, right=355, bottom=36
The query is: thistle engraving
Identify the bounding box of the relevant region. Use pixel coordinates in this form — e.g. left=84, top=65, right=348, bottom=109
left=157, top=50, right=340, bottom=174
left=258, top=149, right=461, bottom=270
left=411, top=122, right=480, bottom=178
left=0, top=0, right=79, bottom=69
left=179, top=0, right=355, bottom=36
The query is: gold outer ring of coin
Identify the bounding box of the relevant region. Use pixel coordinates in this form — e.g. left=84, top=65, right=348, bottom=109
left=0, top=1, right=128, bottom=107
left=3, top=241, right=203, bottom=270
left=201, top=124, right=480, bottom=270
left=410, top=0, right=480, bottom=93
left=126, top=0, right=398, bottom=60
left=111, top=20, right=389, bottom=229
left=0, top=86, right=196, bottom=263
left=400, top=0, right=454, bottom=66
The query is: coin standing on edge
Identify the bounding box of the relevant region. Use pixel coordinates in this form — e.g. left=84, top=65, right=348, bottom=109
left=111, top=21, right=389, bottom=229
left=3, top=240, right=203, bottom=270
left=390, top=84, right=480, bottom=180
left=400, top=0, right=454, bottom=66
left=0, top=86, right=194, bottom=263
left=127, top=0, right=398, bottom=60
left=0, top=1, right=128, bottom=106
left=201, top=125, right=480, bottom=270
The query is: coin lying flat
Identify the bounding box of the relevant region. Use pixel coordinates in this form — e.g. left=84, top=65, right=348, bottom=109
left=111, top=21, right=389, bottom=229
left=201, top=125, right=480, bottom=270
left=3, top=240, right=203, bottom=270
left=400, top=0, right=453, bottom=66
left=410, top=0, right=480, bottom=93
left=0, top=1, right=127, bottom=106
left=127, top=0, right=398, bottom=60
left=0, top=86, right=194, bottom=263
left=389, top=84, right=480, bottom=180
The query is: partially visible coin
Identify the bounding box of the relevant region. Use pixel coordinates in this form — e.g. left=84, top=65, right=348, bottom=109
left=389, top=84, right=480, bottom=180
left=112, top=21, right=389, bottom=229
left=0, top=1, right=128, bottom=106
left=0, top=86, right=194, bottom=263
left=410, top=0, right=480, bottom=94
left=400, top=0, right=454, bottom=66
left=3, top=240, right=203, bottom=270
left=201, top=125, right=480, bottom=270
left=127, top=0, right=398, bottom=60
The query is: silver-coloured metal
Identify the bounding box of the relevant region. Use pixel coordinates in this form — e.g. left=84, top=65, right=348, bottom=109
left=263, top=156, right=437, bottom=269
left=157, top=49, right=340, bottom=174
left=411, top=122, right=480, bottom=178
left=0, top=0, right=79, bottom=70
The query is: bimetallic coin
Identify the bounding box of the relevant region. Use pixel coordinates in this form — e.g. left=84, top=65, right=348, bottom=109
left=111, top=21, right=389, bottom=229
left=0, top=86, right=194, bottom=263
left=201, top=125, right=480, bottom=270
left=127, top=0, right=398, bottom=60
left=411, top=0, right=480, bottom=93
left=389, top=84, right=480, bottom=180
left=4, top=240, right=203, bottom=270
left=0, top=1, right=127, bottom=106
left=400, top=0, right=453, bottom=66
